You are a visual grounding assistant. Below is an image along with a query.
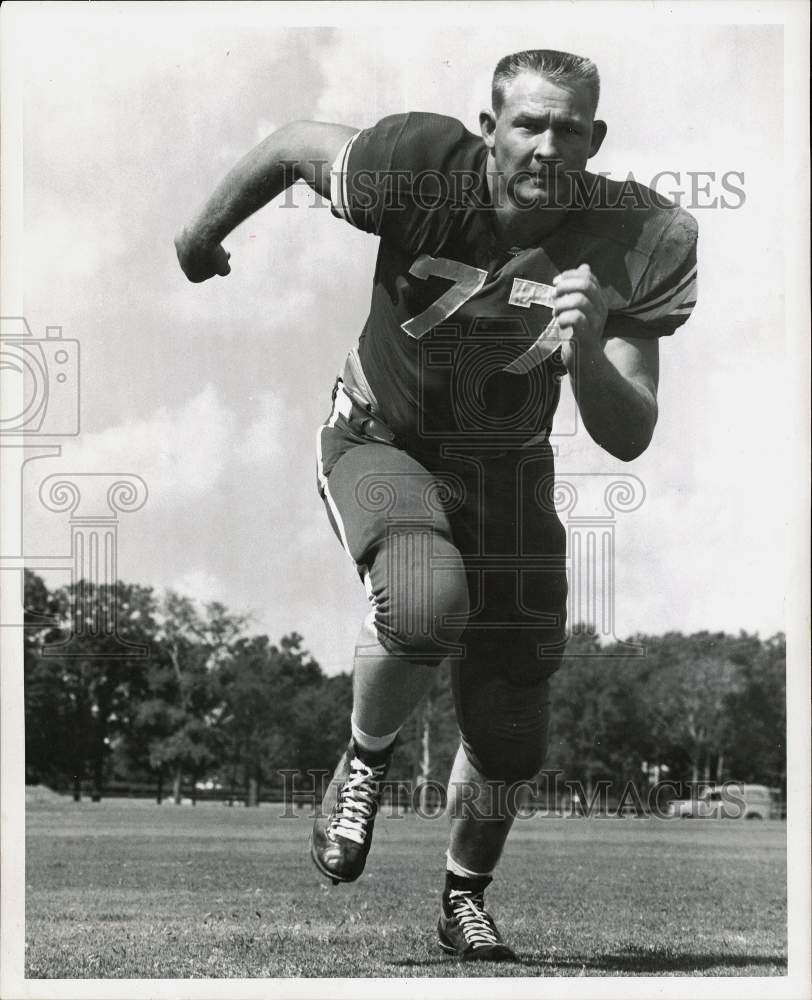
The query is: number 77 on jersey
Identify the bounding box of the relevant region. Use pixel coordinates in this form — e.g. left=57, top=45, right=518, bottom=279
left=400, top=254, right=561, bottom=374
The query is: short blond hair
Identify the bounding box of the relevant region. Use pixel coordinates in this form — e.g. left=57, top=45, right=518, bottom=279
left=492, top=49, right=600, bottom=116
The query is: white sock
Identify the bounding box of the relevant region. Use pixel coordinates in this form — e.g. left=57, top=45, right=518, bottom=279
left=446, top=851, right=494, bottom=879
left=350, top=715, right=400, bottom=754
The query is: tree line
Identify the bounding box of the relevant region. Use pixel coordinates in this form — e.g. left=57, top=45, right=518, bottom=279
left=22, top=571, right=785, bottom=804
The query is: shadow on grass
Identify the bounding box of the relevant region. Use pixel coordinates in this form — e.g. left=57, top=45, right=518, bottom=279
left=390, top=949, right=787, bottom=974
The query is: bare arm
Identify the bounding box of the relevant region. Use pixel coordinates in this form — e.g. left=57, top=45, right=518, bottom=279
left=566, top=329, right=659, bottom=462
left=174, top=121, right=357, bottom=282
left=554, top=265, right=659, bottom=462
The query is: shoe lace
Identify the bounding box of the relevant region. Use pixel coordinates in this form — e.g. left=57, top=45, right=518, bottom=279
left=448, top=888, right=500, bottom=948
left=328, top=756, right=386, bottom=845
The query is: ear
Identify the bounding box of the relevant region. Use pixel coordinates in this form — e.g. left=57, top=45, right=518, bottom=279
left=479, top=108, right=497, bottom=150
left=589, top=119, right=607, bottom=158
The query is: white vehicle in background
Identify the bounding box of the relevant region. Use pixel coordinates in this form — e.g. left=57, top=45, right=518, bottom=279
left=668, top=783, right=774, bottom=819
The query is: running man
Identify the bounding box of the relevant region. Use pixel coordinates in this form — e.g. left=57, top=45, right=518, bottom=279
left=175, top=48, right=697, bottom=961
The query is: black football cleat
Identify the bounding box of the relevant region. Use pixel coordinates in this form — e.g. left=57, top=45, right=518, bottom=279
left=310, top=739, right=394, bottom=884
left=437, top=872, right=517, bottom=962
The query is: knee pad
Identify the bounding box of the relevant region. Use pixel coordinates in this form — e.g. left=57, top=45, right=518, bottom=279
left=367, top=530, right=469, bottom=663
left=454, top=659, right=553, bottom=783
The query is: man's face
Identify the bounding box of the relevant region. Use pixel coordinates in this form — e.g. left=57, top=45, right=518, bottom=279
left=483, top=71, right=605, bottom=208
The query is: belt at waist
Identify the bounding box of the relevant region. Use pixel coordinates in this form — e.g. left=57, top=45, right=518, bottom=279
left=333, top=379, right=398, bottom=446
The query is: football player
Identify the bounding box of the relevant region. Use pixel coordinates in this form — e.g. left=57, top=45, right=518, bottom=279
left=175, top=48, right=697, bottom=962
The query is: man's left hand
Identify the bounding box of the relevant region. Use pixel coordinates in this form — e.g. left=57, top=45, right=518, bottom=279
left=552, top=264, right=608, bottom=367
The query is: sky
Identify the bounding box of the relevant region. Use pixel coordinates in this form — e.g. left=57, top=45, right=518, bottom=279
left=6, top=4, right=800, bottom=674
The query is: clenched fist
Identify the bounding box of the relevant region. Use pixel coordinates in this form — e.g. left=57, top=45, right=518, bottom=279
left=552, top=263, right=608, bottom=367
left=174, top=228, right=232, bottom=283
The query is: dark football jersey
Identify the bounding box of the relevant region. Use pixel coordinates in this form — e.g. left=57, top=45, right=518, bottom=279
left=330, top=112, right=698, bottom=455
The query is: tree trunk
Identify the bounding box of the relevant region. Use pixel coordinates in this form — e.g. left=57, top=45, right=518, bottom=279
left=191, top=774, right=198, bottom=806
left=172, top=766, right=183, bottom=804
left=91, top=749, right=104, bottom=802
left=415, top=705, right=432, bottom=813
left=420, top=712, right=431, bottom=775
left=156, top=769, right=164, bottom=805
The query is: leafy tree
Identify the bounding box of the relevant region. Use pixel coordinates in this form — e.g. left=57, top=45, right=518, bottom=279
left=23, top=571, right=74, bottom=788
left=286, top=670, right=353, bottom=777
left=25, top=578, right=157, bottom=799
left=146, top=592, right=245, bottom=803
left=723, top=633, right=786, bottom=789
left=218, top=632, right=324, bottom=803
left=23, top=572, right=786, bottom=811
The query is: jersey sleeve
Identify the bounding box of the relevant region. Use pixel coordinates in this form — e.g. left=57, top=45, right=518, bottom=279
left=613, top=208, right=698, bottom=338
left=329, top=115, right=405, bottom=235
left=329, top=112, right=476, bottom=245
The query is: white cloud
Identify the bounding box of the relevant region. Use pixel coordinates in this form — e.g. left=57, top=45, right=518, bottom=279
left=24, top=196, right=128, bottom=286
left=54, top=383, right=295, bottom=505
left=235, top=391, right=288, bottom=465
left=59, top=384, right=235, bottom=507
left=164, top=570, right=227, bottom=609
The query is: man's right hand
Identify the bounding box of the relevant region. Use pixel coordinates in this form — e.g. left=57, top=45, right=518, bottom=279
left=174, top=228, right=232, bottom=283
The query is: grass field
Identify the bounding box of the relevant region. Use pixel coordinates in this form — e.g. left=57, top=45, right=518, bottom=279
left=25, top=793, right=787, bottom=979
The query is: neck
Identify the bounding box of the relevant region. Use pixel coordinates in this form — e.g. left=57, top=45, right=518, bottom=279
left=493, top=201, right=568, bottom=246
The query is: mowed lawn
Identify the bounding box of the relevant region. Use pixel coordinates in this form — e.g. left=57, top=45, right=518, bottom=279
left=25, top=794, right=787, bottom=979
